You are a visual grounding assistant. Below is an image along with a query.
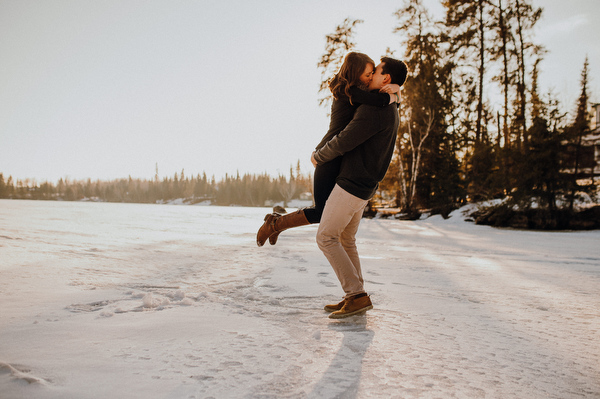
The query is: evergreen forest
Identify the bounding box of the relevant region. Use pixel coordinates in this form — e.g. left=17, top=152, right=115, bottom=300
left=0, top=166, right=312, bottom=208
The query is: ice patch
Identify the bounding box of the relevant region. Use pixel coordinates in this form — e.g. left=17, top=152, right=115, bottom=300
left=2, top=200, right=599, bottom=399
left=66, top=300, right=112, bottom=313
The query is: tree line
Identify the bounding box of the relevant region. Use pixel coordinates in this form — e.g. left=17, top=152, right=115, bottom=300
left=0, top=165, right=313, bottom=207
left=319, top=0, right=598, bottom=226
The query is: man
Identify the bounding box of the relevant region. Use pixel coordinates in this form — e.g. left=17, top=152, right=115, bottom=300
left=311, top=57, right=408, bottom=319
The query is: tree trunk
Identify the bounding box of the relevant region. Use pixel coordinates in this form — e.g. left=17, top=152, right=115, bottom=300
left=476, top=0, right=485, bottom=144
left=408, top=110, right=434, bottom=209
left=515, top=0, right=527, bottom=145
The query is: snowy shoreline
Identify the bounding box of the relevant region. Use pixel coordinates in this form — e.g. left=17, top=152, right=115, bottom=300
left=1, top=199, right=599, bottom=398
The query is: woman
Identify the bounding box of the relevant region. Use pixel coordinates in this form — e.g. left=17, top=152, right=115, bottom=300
left=257, top=52, right=401, bottom=246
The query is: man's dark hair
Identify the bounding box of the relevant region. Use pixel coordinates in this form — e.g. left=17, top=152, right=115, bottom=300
left=381, top=57, right=408, bottom=87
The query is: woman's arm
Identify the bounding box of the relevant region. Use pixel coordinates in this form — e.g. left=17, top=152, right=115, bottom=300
left=348, top=86, right=391, bottom=107
left=380, top=84, right=401, bottom=104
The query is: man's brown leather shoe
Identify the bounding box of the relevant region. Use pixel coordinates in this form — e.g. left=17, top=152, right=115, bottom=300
left=324, top=298, right=345, bottom=312
left=329, top=293, right=372, bottom=319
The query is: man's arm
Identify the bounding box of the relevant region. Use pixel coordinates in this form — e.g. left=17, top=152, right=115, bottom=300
left=313, top=105, right=382, bottom=165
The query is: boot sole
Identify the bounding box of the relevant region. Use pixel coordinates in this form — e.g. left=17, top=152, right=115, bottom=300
left=328, top=305, right=373, bottom=319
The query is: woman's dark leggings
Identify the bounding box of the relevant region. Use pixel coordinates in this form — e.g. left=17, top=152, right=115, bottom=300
left=303, top=157, right=342, bottom=224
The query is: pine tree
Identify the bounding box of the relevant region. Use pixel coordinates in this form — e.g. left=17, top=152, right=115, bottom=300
left=443, top=0, right=498, bottom=199
left=513, top=116, right=564, bottom=212
left=393, top=0, right=463, bottom=213
left=0, top=173, right=6, bottom=198
left=567, top=58, right=593, bottom=210
left=317, top=18, right=363, bottom=109
left=512, top=0, right=543, bottom=146
left=444, top=0, right=489, bottom=144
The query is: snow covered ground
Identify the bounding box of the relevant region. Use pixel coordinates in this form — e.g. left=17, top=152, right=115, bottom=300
left=1, top=199, right=599, bottom=399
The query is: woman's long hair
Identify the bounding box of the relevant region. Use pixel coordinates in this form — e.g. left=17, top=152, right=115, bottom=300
left=329, top=52, right=375, bottom=104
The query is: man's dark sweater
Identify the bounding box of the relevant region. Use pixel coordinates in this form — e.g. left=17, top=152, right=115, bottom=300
left=313, top=102, right=399, bottom=200
left=315, top=86, right=391, bottom=151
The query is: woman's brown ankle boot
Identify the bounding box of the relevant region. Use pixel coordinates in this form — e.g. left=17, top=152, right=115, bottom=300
left=256, top=210, right=310, bottom=247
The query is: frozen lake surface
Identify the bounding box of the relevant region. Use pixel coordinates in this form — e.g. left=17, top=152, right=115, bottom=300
left=1, top=199, right=599, bottom=398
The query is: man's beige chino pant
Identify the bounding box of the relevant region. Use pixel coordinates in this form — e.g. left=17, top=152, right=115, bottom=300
left=317, top=184, right=368, bottom=298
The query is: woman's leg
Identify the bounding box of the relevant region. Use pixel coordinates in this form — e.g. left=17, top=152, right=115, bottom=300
left=304, top=157, right=342, bottom=224
left=260, top=157, right=341, bottom=246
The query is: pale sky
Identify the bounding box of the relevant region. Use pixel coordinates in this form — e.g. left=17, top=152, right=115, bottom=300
left=1, top=0, right=599, bottom=183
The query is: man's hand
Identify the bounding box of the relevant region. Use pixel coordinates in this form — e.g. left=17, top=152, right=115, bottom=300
left=311, top=152, right=317, bottom=167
